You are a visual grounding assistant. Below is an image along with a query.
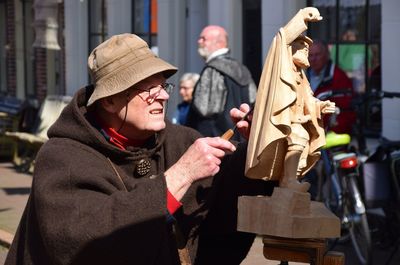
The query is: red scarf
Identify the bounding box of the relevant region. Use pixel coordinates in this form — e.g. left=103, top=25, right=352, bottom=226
left=96, top=117, right=181, bottom=214
left=101, top=126, right=145, bottom=149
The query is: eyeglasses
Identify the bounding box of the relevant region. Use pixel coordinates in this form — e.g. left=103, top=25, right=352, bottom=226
left=179, top=86, right=193, bottom=90
left=135, top=83, right=175, bottom=104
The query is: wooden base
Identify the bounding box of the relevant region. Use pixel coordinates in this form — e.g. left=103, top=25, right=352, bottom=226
left=237, top=188, right=343, bottom=263
left=237, top=187, right=340, bottom=238
left=263, top=235, right=344, bottom=265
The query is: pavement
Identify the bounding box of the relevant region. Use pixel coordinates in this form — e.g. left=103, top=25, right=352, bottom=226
left=0, top=162, right=32, bottom=264
left=1, top=160, right=399, bottom=265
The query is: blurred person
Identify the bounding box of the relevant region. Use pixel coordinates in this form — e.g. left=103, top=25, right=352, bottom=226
left=330, top=29, right=373, bottom=94
left=307, top=39, right=356, bottom=134
left=186, top=25, right=257, bottom=141
left=172, top=72, right=199, bottom=125
left=341, top=28, right=357, bottom=41
left=5, top=33, right=274, bottom=265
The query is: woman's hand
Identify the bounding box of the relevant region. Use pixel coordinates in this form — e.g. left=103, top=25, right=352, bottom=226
left=230, top=103, right=253, bottom=140
left=165, top=137, right=236, bottom=201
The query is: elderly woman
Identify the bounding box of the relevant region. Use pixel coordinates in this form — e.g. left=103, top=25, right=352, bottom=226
left=6, top=34, right=273, bottom=265
left=172, top=72, right=199, bottom=125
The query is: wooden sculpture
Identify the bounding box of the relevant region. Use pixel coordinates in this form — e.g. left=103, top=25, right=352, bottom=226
left=245, top=7, right=335, bottom=190
left=237, top=7, right=340, bottom=240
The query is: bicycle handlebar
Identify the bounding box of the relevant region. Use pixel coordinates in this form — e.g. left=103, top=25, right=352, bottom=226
left=376, top=91, right=400, bottom=99
left=350, top=90, right=400, bottom=109
left=379, top=137, right=400, bottom=152
left=357, top=90, right=400, bottom=101
left=316, top=89, right=353, bottom=101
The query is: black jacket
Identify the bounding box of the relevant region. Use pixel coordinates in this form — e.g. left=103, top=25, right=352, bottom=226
left=187, top=55, right=256, bottom=141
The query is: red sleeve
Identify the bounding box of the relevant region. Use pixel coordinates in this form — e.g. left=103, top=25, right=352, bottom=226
left=167, top=189, right=182, bottom=214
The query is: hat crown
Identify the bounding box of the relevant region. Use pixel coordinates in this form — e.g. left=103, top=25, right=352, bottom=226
left=85, top=33, right=177, bottom=107
left=88, top=34, right=148, bottom=76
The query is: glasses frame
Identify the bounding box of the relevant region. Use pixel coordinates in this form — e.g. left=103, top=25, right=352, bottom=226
left=133, top=82, right=175, bottom=104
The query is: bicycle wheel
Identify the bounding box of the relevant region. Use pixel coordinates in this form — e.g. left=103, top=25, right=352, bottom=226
left=321, top=172, right=351, bottom=244
left=344, top=177, right=372, bottom=265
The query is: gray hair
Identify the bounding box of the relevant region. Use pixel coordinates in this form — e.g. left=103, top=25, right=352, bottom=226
left=179, top=72, right=200, bottom=84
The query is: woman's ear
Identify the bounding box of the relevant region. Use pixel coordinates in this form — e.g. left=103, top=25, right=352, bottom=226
left=99, top=96, right=121, bottom=114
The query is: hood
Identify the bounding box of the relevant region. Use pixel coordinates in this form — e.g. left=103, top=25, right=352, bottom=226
left=47, top=86, right=165, bottom=161
left=207, top=56, right=254, bottom=86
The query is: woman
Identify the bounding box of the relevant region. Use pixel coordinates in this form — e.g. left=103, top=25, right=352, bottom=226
left=6, top=33, right=273, bottom=265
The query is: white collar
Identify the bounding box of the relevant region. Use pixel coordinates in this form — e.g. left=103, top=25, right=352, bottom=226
left=206, top=48, right=229, bottom=63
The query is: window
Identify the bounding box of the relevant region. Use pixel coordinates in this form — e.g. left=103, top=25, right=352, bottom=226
left=308, top=0, right=381, bottom=95
left=88, top=0, right=107, bottom=54
left=308, top=0, right=382, bottom=133
left=132, top=0, right=157, bottom=53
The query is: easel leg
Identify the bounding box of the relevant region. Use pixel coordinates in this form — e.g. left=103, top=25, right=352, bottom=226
left=323, top=251, right=345, bottom=265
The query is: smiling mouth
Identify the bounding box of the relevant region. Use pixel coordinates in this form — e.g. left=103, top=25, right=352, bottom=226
left=150, top=108, right=163, bottom=114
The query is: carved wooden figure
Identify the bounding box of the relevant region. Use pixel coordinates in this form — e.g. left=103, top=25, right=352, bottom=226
left=245, top=7, right=335, bottom=191
left=238, top=7, right=340, bottom=241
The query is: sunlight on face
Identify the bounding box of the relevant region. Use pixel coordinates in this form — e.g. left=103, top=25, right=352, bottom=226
left=197, top=27, right=224, bottom=59
left=117, top=73, right=168, bottom=139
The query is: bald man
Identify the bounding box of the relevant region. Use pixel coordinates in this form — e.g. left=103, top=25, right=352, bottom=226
left=306, top=40, right=355, bottom=134
left=186, top=25, right=257, bottom=141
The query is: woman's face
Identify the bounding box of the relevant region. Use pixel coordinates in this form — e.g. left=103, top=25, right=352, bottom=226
left=109, top=73, right=169, bottom=140
left=179, top=80, right=195, bottom=103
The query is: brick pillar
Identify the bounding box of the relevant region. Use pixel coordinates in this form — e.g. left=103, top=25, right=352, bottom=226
left=34, top=48, right=47, bottom=102
left=58, top=2, right=66, bottom=95
left=5, top=0, right=16, bottom=96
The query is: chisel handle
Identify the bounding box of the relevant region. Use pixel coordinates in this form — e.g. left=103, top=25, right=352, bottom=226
left=221, top=128, right=235, bottom=140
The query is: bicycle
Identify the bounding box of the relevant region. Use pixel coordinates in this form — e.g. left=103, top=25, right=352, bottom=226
left=312, top=90, right=372, bottom=265
left=354, top=90, right=400, bottom=265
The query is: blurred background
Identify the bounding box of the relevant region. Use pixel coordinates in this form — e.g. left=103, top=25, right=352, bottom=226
left=1, top=1, right=400, bottom=264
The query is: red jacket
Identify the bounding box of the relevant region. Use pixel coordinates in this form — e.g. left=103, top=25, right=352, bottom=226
left=307, top=60, right=356, bottom=134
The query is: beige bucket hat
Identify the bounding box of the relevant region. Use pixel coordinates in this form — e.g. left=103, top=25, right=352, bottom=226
left=87, top=33, right=178, bottom=106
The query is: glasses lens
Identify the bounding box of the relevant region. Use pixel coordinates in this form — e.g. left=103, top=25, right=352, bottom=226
left=163, top=83, right=174, bottom=94
left=148, top=83, right=174, bottom=97
left=141, top=83, right=175, bottom=104
left=149, top=86, right=162, bottom=98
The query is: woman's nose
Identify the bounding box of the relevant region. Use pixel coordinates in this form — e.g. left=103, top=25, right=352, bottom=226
left=159, top=88, right=170, bottom=100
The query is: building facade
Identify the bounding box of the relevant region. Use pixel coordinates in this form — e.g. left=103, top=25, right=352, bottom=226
left=0, top=0, right=399, bottom=140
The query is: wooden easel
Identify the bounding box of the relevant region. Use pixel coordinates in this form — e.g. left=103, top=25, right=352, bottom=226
left=262, top=236, right=344, bottom=265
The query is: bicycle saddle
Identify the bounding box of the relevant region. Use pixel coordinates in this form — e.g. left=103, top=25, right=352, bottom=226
left=323, top=131, right=351, bottom=149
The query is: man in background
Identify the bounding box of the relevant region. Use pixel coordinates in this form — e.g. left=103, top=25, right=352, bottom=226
left=307, top=39, right=356, bottom=134
left=186, top=25, right=256, bottom=141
